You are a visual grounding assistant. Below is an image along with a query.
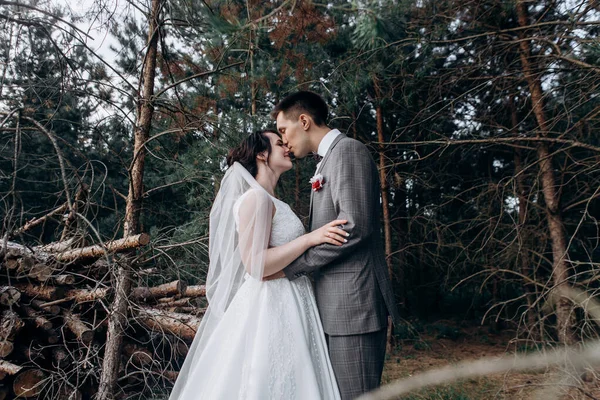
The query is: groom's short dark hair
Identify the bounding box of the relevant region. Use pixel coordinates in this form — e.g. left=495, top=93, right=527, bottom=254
left=271, top=91, right=328, bottom=126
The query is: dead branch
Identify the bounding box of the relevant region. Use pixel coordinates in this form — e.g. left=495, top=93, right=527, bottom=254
left=12, top=203, right=68, bottom=237
left=54, top=233, right=150, bottom=261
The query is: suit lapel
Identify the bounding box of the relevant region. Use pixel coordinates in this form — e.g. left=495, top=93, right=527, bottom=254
left=308, top=134, right=346, bottom=229
left=308, top=188, right=315, bottom=229
left=316, top=134, right=345, bottom=175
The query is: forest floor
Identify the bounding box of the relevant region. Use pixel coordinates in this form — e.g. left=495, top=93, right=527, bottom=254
left=382, top=321, right=600, bottom=399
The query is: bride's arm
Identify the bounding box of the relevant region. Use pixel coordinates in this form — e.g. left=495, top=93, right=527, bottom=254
left=237, top=190, right=347, bottom=278
left=262, top=219, right=348, bottom=277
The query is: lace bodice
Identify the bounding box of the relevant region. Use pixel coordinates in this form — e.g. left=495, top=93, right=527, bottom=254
left=269, top=196, right=305, bottom=247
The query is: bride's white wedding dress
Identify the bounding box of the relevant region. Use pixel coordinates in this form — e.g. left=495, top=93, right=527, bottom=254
left=175, top=194, right=340, bottom=400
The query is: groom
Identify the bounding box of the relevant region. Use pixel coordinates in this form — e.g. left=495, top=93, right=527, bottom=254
left=270, top=91, right=400, bottom=399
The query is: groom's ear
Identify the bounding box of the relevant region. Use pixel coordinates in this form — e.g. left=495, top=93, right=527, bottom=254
left=299, top=114, right=311, bottom=131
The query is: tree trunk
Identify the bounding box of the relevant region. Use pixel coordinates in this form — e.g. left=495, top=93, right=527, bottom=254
left=373, top=77, right=393, bottom=276
left=510, top=98, right=538, bottom=337
left=250, top=28, right=257, bottom=117
left=373, top=77, right=394, bottom=352
left=516, top=0, right=573, bottom=345
left=97, top=0, right=162, bottom=397
left=394, top=180, right=407, bottom=312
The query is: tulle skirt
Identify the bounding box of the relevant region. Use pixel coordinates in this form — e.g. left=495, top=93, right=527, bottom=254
left=173, top=275, right=340, bottom=400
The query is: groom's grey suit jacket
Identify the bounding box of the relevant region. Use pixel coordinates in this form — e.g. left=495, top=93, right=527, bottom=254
left=284, top=134, right=400, bottom=336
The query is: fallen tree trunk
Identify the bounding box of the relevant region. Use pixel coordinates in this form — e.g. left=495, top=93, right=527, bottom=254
left=4, top=258, right=19, bottom=270
left=36, top=237, right=74, bottom=253
left=165, top=306, right=203, bottom=314
left=63, top=311, right=94, bottom=344
left=14, top=283, right=64, bottom=301
left=45, top=329, right=60, bottom=345
left=0, top=340, right=13, bottom=357
left=54, top=233, right=150, bottom=262
left=26, top=263, right=53, bottom=282
left=1, top=243, right=33, bottom=258
left=155, top=297, right=198, bottom=308
left=183, top=285, right=206, bottom=298
left=54, top=274, right=75, bottom=285
left=30, top=299, right=60, bottom=315
left=1, top=243, right=48, bottom=264
left=0, top=359, right=22, bottom=375
left=0, top=310, right=24, bottom=341
left=0, top=235, right=207, bottom=397
left=0, top=286, right=20, bottom=306
left=131, top=280, right=187, bottom=301
left=21, top=305, right=52, bottom=330
left=137, top=307, right=200, bottom=341
left=17, top=256, right=35, bottom=274
left=13, top=369, right=47, bottom=398
left=123, top=343, right=154, bottom=366
left=64, top=287, right=111, bottom=304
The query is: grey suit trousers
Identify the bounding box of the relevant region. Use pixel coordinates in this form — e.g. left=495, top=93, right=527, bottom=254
left=327, top=329, right=387, bottom=400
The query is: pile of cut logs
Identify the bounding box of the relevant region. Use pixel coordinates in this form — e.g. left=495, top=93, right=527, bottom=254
left=0, top=234, right=206, bottom=399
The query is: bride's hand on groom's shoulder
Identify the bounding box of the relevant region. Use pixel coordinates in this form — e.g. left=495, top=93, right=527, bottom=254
left=307, top=219, right=349, bottom=248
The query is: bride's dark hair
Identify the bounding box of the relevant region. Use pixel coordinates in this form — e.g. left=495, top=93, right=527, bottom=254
left=226, top=129, right=278, bottom=177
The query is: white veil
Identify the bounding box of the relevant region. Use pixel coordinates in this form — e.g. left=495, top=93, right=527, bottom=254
left=169, top=162, right=274, bottom=398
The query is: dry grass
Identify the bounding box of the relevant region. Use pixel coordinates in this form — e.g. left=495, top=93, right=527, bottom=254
left=382, top=323, right=600, bottom=399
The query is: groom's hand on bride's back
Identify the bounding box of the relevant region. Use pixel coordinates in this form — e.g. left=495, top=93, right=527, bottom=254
left=263, top=270, right=286, bottom=281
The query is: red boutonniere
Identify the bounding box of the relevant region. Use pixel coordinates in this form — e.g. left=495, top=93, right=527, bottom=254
left=310, top=174, right=325, bottom=192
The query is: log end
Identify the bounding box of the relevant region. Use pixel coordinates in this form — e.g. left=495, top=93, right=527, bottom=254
left=39, top=321, right=53, bottom=331
left=139, top=233, right=150, bottom=246
left=13, top=369, right=47, bottom=398
left=81, top=330, right=94, bottom=344
left=0, top=341, right=13, bottom=358
left=176, top=280, right=187, bottom=296
left=0, top=286, right=20, bottom=306
left=46, top=330, right=60, bottom=345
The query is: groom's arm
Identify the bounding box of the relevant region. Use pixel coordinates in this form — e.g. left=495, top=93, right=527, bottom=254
left=283, top=139, right=378, bottom=280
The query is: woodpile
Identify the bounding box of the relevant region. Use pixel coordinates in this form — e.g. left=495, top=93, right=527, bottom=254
left=0, top=235, right=206, bottom=398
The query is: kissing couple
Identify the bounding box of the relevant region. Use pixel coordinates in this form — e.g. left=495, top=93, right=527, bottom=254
left=170, top=91, right=400, bottom=400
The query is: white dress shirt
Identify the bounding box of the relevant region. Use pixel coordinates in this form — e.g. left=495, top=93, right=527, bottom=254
left=315, top=129, right=342, bottom=173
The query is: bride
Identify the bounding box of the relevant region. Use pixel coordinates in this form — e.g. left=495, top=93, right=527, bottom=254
left=169, top=129, right=347, bottom=399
